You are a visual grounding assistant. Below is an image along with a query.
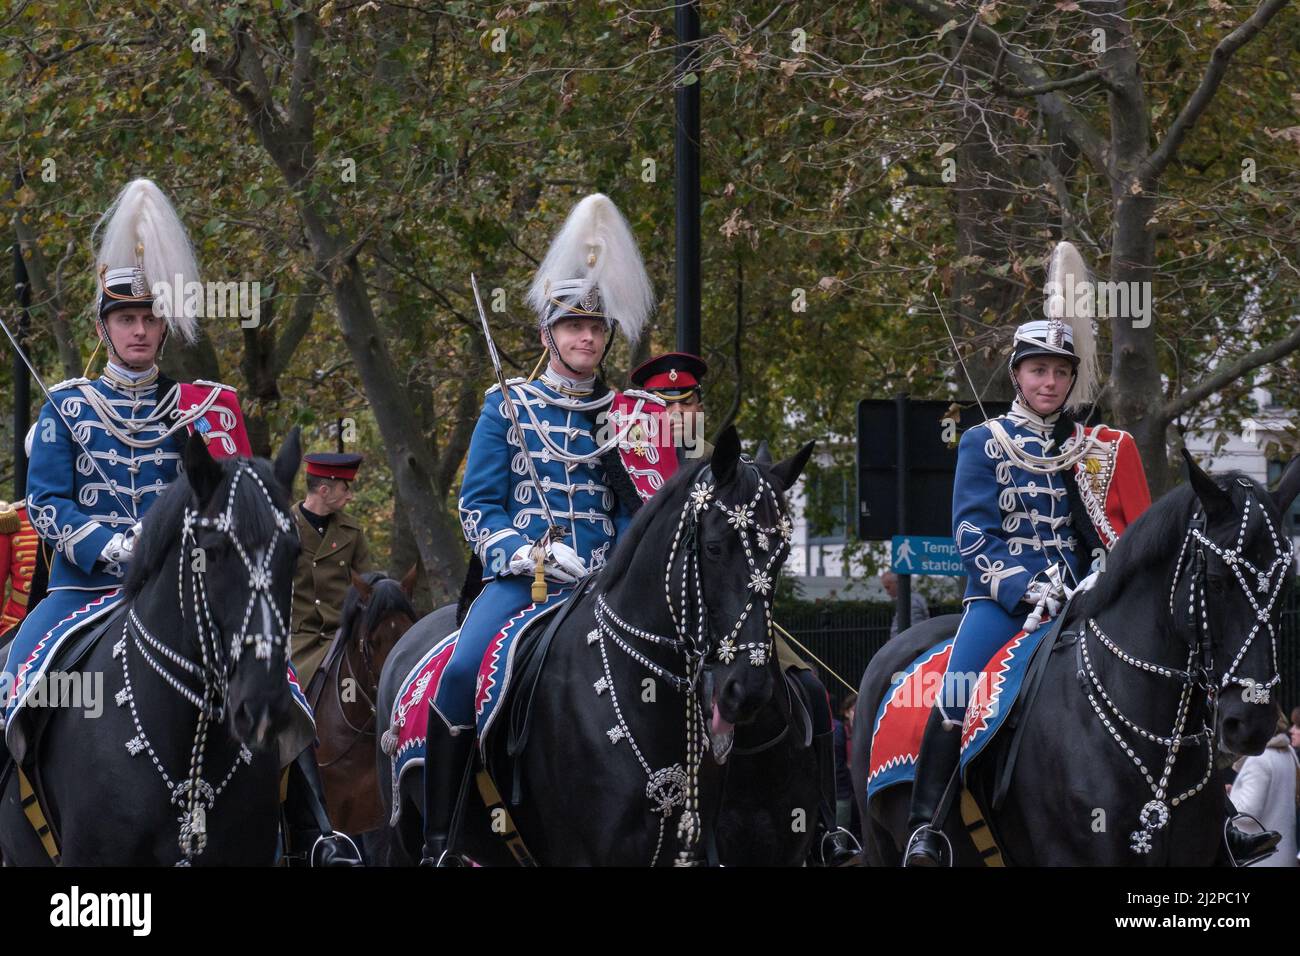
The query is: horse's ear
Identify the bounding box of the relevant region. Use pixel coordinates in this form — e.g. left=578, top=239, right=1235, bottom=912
left=351, top=570, right=373, bottom=601
left=184, top=432, right=224, bottom=507
left=400, top=562, right=420, bottom=597
left=711, top=425, right=742, bottom=484
left=273, top=426, right=302, bottom=496
left=1182, top=448, right=1231, bottom=521
left=770, top=440, right=816, bottom=492
left=1271, top=455, right=1300, bottom=515
left=755, top=441, right=772, bottom=465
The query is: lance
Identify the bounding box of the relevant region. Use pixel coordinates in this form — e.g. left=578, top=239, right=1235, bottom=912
left=470, top=273, right=565, bottom=603
left=0, top=311, right=139, bottom=521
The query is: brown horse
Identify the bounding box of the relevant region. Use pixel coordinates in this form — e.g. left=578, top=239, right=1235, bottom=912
left=307, top=567, right=417, bottom=850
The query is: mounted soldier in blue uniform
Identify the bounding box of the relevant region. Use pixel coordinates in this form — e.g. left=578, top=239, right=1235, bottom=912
left=421, top=193, right=656, bottom=864
left=0, top=178, right=360, bottom=866
left=903, top=241, right=1281, bottom=866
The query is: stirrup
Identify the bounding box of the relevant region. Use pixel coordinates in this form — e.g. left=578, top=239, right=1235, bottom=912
left=420, top=847, right=468, bottom=868
left=1223, top=812, right=1280, bottom=868
left=819, top=826, right=862, bottom=866
left=310, top=831, right=363, bottom=867
left=903, top=824, right=952, bottom=867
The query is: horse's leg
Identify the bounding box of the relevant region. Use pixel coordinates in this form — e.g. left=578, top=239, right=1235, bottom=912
left=866, top=788, right=909, bottom=867
left=989, top=660, right=1135, bottom=865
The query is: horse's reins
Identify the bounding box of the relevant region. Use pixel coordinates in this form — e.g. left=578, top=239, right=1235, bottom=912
left=1079, top=485, right=1292, bottom=857
left=317, top=614, right=385, bottom=769
left=118, top=462, right=293, bottom=864
left=590, top=461, right=793, bottom=865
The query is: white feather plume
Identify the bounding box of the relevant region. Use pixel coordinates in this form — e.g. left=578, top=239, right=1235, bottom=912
left=93, top=178, right=201, bottom=343
left=526, top=193, right=654, bottom=345
left=1044, top=240, right=1099, bottom=410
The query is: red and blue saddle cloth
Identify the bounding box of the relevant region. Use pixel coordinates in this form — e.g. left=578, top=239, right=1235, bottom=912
left=382, top=584, right=571, bottom=823
left=865, top=626, right=1051, bottom=801
left=1, top=586, right=314, bottom=767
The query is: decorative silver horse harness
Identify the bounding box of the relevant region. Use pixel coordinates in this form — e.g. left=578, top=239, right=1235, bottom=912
left=1079, top=484, right=1292, bottom=856
left=115, top=462, right=293, bottom=865
left=587, top=462, right=793, bottom=865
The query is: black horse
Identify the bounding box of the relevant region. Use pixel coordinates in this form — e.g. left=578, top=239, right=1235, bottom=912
left=713, top=657, right=823, bottom=866
left=377, top=427, right=814, bottom=865
left=852, top=453, right=1300, bottom=866
left=0, top=431, right=305, bottom=866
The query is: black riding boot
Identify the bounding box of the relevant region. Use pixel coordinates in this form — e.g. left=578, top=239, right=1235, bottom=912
left=903, top=708, right=963, bottom=867
left=283, top=749, right=363, bottom=867
left=420, top=729, right=475, bottom=867
left=1224, top=799, right=1282, bottom=866
left=810, top=730, right=860, bottom=866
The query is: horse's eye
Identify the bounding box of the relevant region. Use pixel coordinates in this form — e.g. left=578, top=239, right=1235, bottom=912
left=706, top=541, right=723, bottom=558
left=1208, top=576, right=1227, bottom=594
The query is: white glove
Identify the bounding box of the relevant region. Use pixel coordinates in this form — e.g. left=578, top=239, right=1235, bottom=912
left=1066, top=570, right=1100, bottom=599
left=508, top=544, right=535, bottom=577
left=1021, top=580, right=1063, bottom=632
left=545, top=541, right=587, bottom=582
left=101, top=529, right=138, bottom=566
left=508, top=541, right=588, bottom=583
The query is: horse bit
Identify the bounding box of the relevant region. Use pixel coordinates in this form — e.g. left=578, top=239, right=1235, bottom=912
left=588, top=462, right=793, bottom=865
left=116, top=462, right=293, bottom=864
left=1079, top=483, right=1292, bottom=856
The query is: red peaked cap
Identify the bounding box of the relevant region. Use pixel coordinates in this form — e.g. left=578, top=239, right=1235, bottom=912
left=630, top=352, right=707, bottom=393
left=303, top=452, right=364, bottom=481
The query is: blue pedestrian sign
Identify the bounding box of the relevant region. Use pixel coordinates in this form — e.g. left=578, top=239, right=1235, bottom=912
left=890, top=535, right=964, bottom=576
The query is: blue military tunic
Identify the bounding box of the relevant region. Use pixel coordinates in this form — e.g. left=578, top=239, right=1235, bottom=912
left=1, top=372, right=242, bottom=742
left=432, top=373, right=634, bottom=737
left=939, top=401, right=1086, bottom=719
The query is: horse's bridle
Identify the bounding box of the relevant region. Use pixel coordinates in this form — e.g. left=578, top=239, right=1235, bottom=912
left=120, top=461, right=294, bottom=864
left=179, top=463, right=295, bottom=695
left=317, top=605, right=387, bottom=769
left=1168, top=484, right=1292, bottom=705
left=666, top=463, right=793, bottom=669
left=589, top=460, right=794, bottom=865
left=1080, top=483, right=1293, bottom=857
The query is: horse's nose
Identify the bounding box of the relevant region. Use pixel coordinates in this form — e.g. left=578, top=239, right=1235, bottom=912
left=720, top=676, right=746, bottom=718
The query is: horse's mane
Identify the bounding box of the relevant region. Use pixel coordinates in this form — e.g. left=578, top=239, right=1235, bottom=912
left=339, top=570, right=383, bottom=642
left=1074, top=470, right=1257, bottom=618
left=598, top=456, right=711, bottom=592
left=124, top=456, right=290, bottom=599
left=361, top=575, right=417, bottom=637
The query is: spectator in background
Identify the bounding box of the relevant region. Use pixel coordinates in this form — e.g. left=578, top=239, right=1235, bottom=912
left=883, top=571, right=929, bottom=638
left=1229, top=713, right=1299, bottom=867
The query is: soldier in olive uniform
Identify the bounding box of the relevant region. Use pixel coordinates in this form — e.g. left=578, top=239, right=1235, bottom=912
left=290, top=452, right=370, bottom=688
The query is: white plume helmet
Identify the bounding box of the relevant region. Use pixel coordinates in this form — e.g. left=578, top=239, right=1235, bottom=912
left=526, top=193, right=654, bottom=346
left=93, top=178, right=202, bottom=344
left=1040, top=240, right=1099, bottom=410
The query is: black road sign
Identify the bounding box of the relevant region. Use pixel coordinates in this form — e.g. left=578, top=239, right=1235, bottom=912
left=856, top=397, right=993, bottom=541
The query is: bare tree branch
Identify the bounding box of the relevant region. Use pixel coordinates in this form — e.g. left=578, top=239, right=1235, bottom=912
left=1144, top=0, right=1292, bottom=181
left=1162, top=324, right=1300, bottom=424
left=995, top=68, right=1110, bottom=98
left=893, top=0, right=1111, bottom=172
